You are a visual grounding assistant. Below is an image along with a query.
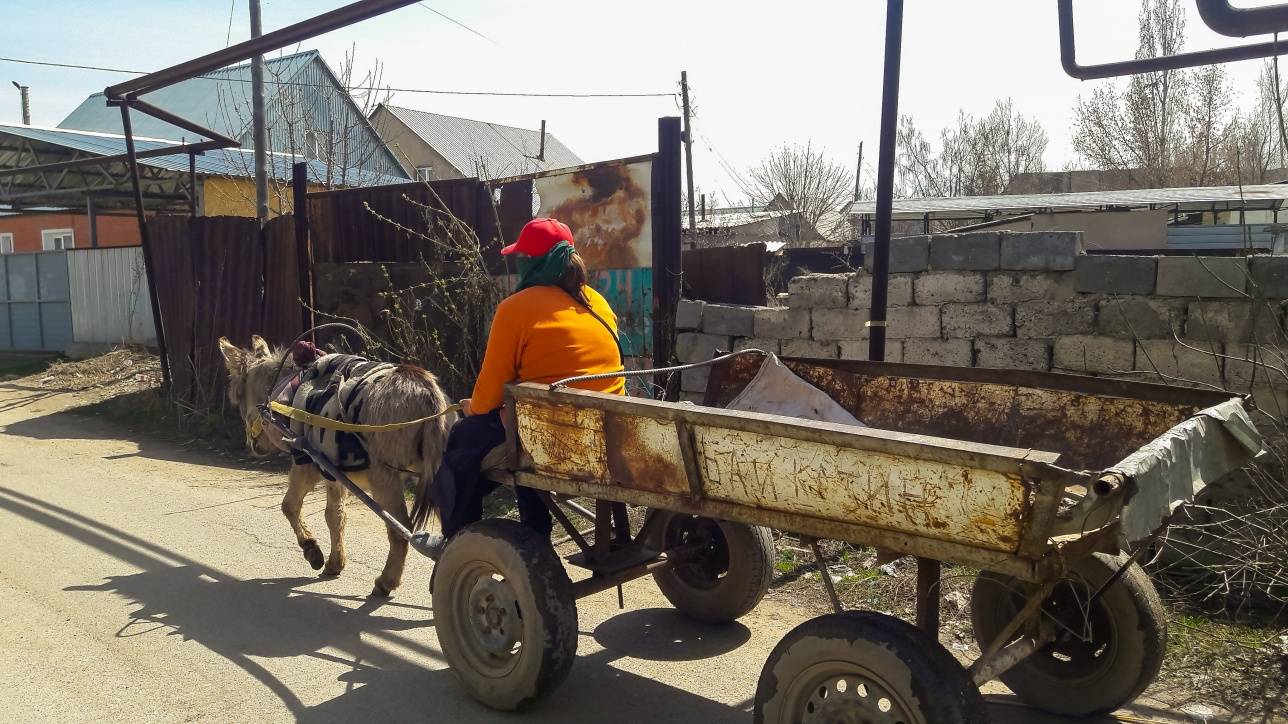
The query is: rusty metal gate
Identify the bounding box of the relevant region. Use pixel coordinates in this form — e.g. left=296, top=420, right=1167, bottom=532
left=0, top=250, right=73, bottom=351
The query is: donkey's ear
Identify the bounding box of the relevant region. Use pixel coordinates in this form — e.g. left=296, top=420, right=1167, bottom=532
left=250, top=335, right=271, bottom=358
left=218, top=337, right=244, bottom=372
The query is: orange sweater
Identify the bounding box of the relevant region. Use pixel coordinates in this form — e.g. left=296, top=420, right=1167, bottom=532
left=471, top=285, right=626, bottom=413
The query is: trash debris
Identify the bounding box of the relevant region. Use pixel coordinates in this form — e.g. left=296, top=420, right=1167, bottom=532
left=944, top=591, right=968, bottom=613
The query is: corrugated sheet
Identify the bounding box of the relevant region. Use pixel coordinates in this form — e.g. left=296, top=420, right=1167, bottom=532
left=0, top=251, right=73, bottom=351
left=67, top=246, right=157, bottom=346
left=381, top=104, right=584, bottom=179
left=848, top=184, right=1288, bottom=219
left=0, top=124, right=406, bottom=185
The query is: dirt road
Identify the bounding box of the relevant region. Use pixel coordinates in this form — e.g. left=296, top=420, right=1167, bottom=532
left=0, top=383, right=1202, bottom=723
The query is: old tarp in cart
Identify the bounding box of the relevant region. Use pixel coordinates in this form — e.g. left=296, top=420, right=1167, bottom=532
left=413, top=352, right=1261, bottom=722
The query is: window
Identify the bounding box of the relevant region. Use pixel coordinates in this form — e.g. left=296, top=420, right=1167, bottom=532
left=0, top=233, right=12, bottom=254
left=416, top=166, right=434, bottom=182
left=41, top=229, right=74, bottom=251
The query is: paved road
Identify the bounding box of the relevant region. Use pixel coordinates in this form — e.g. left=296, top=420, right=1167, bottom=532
left=0, top=383, right=1198, bottom=723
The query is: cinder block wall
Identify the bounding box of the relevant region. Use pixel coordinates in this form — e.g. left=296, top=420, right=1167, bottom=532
left=677, top=230, right=1288, bottom=417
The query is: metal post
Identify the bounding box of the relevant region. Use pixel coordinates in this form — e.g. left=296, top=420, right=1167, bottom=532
left=681, top=71, right=696, bottom=234
left=292, top=161, right=313, bottom=333
left=86, top=195, right=99, bottom=248
left=250, top=0, right=269, bottom=226
left=651, top=117, right=683, bottom=400
left=867, top=0, right=903, bottom=361
left=10, top=82, right=30, bottom=125
left=853, top=140, right=864, bottom=201
left=120, top=104, right=171, bottom=388
left=915, top=557, right=940, bottom=633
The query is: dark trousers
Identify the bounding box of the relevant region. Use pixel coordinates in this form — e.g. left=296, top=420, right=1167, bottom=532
left=433, top=409, right=552, bottom=538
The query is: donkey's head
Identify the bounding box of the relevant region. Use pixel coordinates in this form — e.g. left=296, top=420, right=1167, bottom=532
left=218, top=334, right=285, bottom=457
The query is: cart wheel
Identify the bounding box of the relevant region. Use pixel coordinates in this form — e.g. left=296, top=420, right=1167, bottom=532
left=754, top=611, right=989, bottom=724
left=651, top=513, right=772, bottom=623
left=432, top=519, right=578, bottom=711
left=970, top=552, right=1166, bottom=717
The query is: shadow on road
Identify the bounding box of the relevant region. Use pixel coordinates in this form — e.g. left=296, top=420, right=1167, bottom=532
left=0, top=485, right=754, bottom=722
left=593, top=608, right=751, bottom=662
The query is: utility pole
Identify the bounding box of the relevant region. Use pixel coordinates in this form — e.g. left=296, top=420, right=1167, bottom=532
left=10, top=82, right=30, bottom=125
left=680, top=71, right=696, bottom=234
left=853, top=140, right=864, bottom=201
left=249, top=0, right=269, bottom=226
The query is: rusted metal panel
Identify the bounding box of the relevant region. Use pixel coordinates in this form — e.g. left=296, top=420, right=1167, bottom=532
left=691, top=425, right=1029, bottom=552
left=514, top=398, right=607, bottom=482
left=603, top=411, right=689, bottom=496
left=707, top=353, right=1230, bottom=472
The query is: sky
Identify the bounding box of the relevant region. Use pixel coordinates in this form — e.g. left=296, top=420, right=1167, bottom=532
left=1, top=0, right=1281, bottom=205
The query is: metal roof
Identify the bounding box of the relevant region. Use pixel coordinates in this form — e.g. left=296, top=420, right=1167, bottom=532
left=379, top=104, right=583, bottom=180
left=59, top=51, right=319, bottom=141
left=847, top=184, right=1288, bottom=220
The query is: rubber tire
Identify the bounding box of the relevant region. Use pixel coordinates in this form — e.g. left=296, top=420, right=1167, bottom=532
left=432, top=519, right=578, bottom=711
left=754, top=611, right=989, bottom=724
left=971, top=552, right=1167, bottom=717
left=651, top=513, right=773, bottom=623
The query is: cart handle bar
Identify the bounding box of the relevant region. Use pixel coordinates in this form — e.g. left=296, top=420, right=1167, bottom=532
left=550, top=348, right=769, bottom=390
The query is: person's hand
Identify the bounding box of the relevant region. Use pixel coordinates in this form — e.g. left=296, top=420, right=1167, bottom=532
left=459, top=398, right=474, bottom=417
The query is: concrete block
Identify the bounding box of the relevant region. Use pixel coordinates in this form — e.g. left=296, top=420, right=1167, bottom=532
left=862, top=236, right=929, bottom=273
left=681, top=366, right=710, bottom=393
left=849, top=272, right=913, bottom=308
left=1015, top=298, right=1096, bottom=338
left=1096, top=297, right=1185, bottom=339
left=1134, top=339, right=1224, bottom=386
left=701, top=303, right=756, bottom=336
left=839, top=339, right=903, bottom=362
left=913, top=271, right=986, bottom=305
left=811, top=308, right=871, bottom=340
left=1249, top=256, right=1288, bottom=298
left=678, top=391, right=706, bottom=405
left=999, top=231, right=1080, bottom=271
left=903, top=339, right=972, bottom=367
left=753, top=307, right=810, bottom=339
left=941, top=303, right=1014, bottom=338
left=1074, top=255, right=1157, bottom=295
left=1186, top=300, right=1286, bottom=344
left=986, top=272, right=1074, bottom=303
left=733, top=337, right=782, bottom=355
left=974, top=338, right=1050, bottom=371
left=929, top=232, right=1000, bottom=271
left=676, top=299, right=705, bottom=330
left=676, top=332, right=730, bottom=364
left=1053, top=335, right=1134, bottom=374
left=1250, top=385, right=1288, bottom=419
left=783, top=338, right=838, bottom=358
left=886, top=305, right=941, bottom=339
left=1155, top=257, right=1248, bottom=298
left=1223, top=344, right=1288, bottom=391
left=787, top=273, right=849, bottom=308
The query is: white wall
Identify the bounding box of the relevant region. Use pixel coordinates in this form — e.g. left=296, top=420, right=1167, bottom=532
left=67, top=246, right=156, bottom=347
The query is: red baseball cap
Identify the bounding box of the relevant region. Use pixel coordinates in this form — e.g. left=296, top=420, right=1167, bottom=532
left=501, top=217, right=575, bottom=256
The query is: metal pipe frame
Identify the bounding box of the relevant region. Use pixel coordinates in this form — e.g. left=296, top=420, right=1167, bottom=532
left=1196, top=0, right=1288, bottom=37
left=1058, top=0, right=1286, bottom=80
left=120, top=104, right=171, bottom=388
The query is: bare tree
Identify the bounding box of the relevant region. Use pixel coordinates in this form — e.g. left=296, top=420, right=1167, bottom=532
left=746, top=142, right=852, bottom=234
left=213, top=46, right=397, bottom=216
left=896, top=98, right=1048, bottom=197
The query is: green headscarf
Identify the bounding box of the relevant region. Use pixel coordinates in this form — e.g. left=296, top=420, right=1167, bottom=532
left=516, top=240, right=575, bottom=290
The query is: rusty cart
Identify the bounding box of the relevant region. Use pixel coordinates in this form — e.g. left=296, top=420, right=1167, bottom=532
left=424, top=352, right=1262, bottom=722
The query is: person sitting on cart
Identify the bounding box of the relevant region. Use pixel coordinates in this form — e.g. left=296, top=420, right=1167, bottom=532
left=420, top=217, right=626, bottom=558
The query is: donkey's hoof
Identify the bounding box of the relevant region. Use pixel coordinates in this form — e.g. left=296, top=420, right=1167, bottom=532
left=321, top=559, right=345, bottom=577
left=370, top=580, right=393, bottom=598
left=301, top=539, right=325, bottom=570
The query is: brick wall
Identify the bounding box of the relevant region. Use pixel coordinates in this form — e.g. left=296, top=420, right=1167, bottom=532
left=677, top=230, right=1288, bottom=416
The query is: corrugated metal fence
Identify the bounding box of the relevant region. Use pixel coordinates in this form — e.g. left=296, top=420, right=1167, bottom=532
left=66, top=246, right=156, bottom=347
left=0, top=251, right=73, bottom=351
left=148, top=215, right=302, bottom=406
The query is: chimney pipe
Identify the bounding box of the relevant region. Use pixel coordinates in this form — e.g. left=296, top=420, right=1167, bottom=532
left=538, top=119, right=546, bottom=161
left=11, top=82, right=30, bottom=125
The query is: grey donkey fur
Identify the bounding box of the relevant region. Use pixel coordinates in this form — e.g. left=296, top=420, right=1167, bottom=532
left=219, top=334, right=452, bottom=597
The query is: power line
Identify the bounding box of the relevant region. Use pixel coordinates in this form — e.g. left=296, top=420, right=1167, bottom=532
left=417, top=2, right=498, bottom=46
left=0, top=55, right=674, bottom=98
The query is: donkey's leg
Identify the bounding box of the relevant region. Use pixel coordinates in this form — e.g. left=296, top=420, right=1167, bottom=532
left=322, top=481, right=348, bottom=576
left=282, top=463, right=325, bottom=570
left=369, top=468, right=412, bottom=597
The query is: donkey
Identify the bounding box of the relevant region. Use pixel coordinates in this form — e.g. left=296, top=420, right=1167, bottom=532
left=219, top=335, right=452, bottom=597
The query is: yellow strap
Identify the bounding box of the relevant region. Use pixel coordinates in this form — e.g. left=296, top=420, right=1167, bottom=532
left=268, top=400, right=461, bottom=433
